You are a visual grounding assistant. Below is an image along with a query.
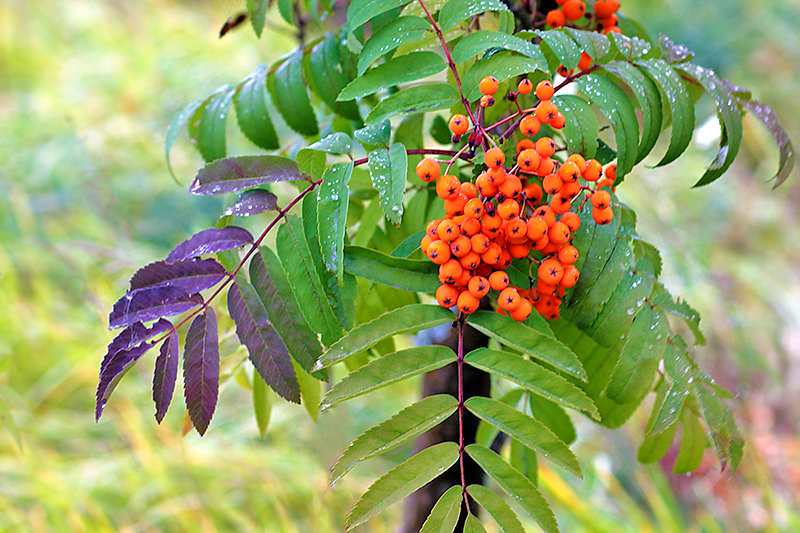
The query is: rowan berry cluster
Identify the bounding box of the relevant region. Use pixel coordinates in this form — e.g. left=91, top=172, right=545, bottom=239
left=546, top=0, right=622, bottom=34
left=417, top=77, right=617, bottom=321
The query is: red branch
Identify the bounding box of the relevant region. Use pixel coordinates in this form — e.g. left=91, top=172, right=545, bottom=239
left=353, top=148, right=472, bottom=167
left=456, top=313, right=472, bottom=514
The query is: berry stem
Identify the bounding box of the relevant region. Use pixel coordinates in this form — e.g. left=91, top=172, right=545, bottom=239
left=456, top=312, right=472, bottom=515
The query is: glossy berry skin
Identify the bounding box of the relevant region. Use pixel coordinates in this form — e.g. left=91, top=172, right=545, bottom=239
left=592, top=206, right=614, bottom=225
left=517, top=78, right=533, bottom=95
left=498, top=287, right=522, bottom=311
left=484, top=147, right=505, bottom=169
left=457, top=291, right=480, bottom=314
left=591, top=190, right=611, bottom=209
left=436, top=284, right=459, bottom=308
left=479, top=76, right=499, bottom=96
left=519, top=115, right=541, bottom=137
left=535, top=80, right=555, bottom=101
left=449, top=114, right=469, bottom=135
left=562, top=0, right=586, bottom=20
left=538, top=258, right=565, bottom=285
left=468, top=276, right=490, bottom=298
left=546, top=9, right=566, bottom=28
left=489, top=271, right=509, bottom=291
left=415, top=158, right=441, bottom=182
left=436, top=174, right=461, bottom=200
left=558, top=244, right=579, bottom=265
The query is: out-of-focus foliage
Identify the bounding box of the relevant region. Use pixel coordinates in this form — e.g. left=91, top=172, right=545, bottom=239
left=1, top=0, right=798, bottom=530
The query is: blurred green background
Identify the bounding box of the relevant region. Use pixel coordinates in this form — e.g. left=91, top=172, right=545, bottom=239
left=1, top=0, right=799, bottom=531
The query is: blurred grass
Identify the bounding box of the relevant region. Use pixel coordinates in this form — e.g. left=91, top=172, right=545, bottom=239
left=1, top=0, right=799, bottom=531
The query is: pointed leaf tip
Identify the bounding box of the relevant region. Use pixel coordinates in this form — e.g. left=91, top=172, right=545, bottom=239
left=183, top=309, right=220, bottom=435
left=166, top=226, right=253, bottom=263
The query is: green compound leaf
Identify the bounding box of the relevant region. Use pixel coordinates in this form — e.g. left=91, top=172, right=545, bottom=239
left=304, top=34, right=362, bottom=121
left=246, top=0, right=268, bottom=37
left=650, top=283, right=705, bottom=346
left=344, top=442, right=459, bottom=531
left=535, top=29, right=581, bottom=70
left=339, top=51, right=446, bottom=101
left=563, top=28, right=610, bottom=61
left=233, top=64, right=279, bottom=150
left=317, top=162, right=354, bottom=282
left=467, top=485, right=525, bottom=533
left=462, top=53, right=549, bottom=101
left=330, top=394, right=458, bottom=484
left=276, top=216, right=344, bottom=347
left=647, top=382, right=689, bottom=435
left=577, top=74, right=639, bottom=182
left=314, top=304, right=455, bottom=370
left=673, top=408, right=707, bottom=474
left=252, top=372, right=272, bottom=437
left=678, top=63, right=743, bottom=187
left=420, top=485, right=462, bottom=533
left=465, top=396, right=582, bottom=477
left=467, top=311, right=587, bottom=381
left=268, top=51, right=318, bottom=136
left=529, top=394, right=576, bottom=445
left=367, top=143, right=408, bottom=224
left=464, top=348, right=598, bottom=418
left=438, top=0, right=510, bottom=31
left=451, top=30, right=545, bottom=64
left=466, top=444, right=559, bottom=533
left=366, top=83, right=460, bottom=125
left=740, top=98, right=795, bottom=187
left=189, top=155, right=306, bottom=195
left=191, top=84, right=236, bottom=162
left=602, top=61, right=663, bottom=163
left=551, top=95, right=599, bottom=160
left=355, top=120, right=392, bottom=149
left=357, top=16, right=430, bottom=75
left=343, top=245, right=439, bottom=292
left=638, top=58, right=695, bottom=167
left=348, top=0, right=415, bottom=34
left=165, top=100, right=202, bottom=181
left=304, top=132, right=353, bottom=155
left=463, top=514, right=488, bottom=533
left=321, top=345, right=456, bottom=409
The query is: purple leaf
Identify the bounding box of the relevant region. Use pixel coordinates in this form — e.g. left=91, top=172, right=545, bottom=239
left=109, top=286, right=203, bottom=329
left=228, top=281, right=299, bottom=403
left=183, top=309, right=219, bottom=436
left=130, top=258, right=227, bottom=294
left=189, top=155, right=308, bottom=196
left=223, top=189, right=279, bottom=217
left=100, top=319, right=173, bottom=376
left=153, top=330, right=179, bottom=423
left=95, top=340, right=156, bottom=421
left=166, top=227, right=254, bottom=263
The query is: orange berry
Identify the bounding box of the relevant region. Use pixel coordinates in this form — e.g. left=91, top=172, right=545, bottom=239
left=438, top=258, right=463, bottom=285
left=578, top=51, right=592, bottom=71
left=489, top=271, right=510, bottom=291
left=526, top=216, right=548, bottom=241
left=497, top=249, right=514, bottom=270
left=436, top=284, right=459, bottom=307
left=497, top=198, right=521, bottom=220
left=455, top=268, right=472, bottom=288
left=476, top=173, right=498, bottom=198
left=437, top=219, right=460, bottom=241
left=599, top=14, right=619, bottom=28
left=509, top=242, right=531, bottom=259
left=536, top=137, right=556, bottom=158
left=481, top=243, right=502, bottom=266
left=484, top=147, right=505, bottom=169
left=519, top=114, right=542, bottom=137
left=449, top=114, right=469, bottom=136
left=533, top=234, right=550, bottom=251
left=426, top=219, right=441, bottom=239
left=516, top=139, right=535, bottom=154
left=468, top=275, right=490, bottom=298
left=537, top=280, right=559, bottom=297
left=420, top=234, right=433, bottom=254
left=480, top=95, right=495, bottom=108
left=443, top=194, right=467, bottom=216
left=559, top=211, right=581, bottom=232
left=464, top=198, right=484, bottom=218
left=558, top=161, right=581, bottom=183
left=509, top=297, right=532, bottom=321
left=562, top=0, right=586, bottom=21
left=603, top=26, right=622, bottom=35
left=517, top=149, right=541, bottom=173
left=550, top=192, right=572, bottom=215
left=550, top=112, right=566, bottom=129
left=604, top=163, right=617, bottom=181
left=479, top=76, right=499, bottom=96
left=522, top=182, right=544, bottom=204
left=426, top=240, right=451, bottom=264
left=505, top=218, right=528, bottom=239
left=542, top=173, right=563, bottom=195
left=450, top=235, right=472, bottom=258
left=582, top=159, right=602, bottom=181
left=597, top=177, right=614, bottom=189
left=535, top=100, right=558, bottom=124
left=498, top=174, right=522, bottom=198
left=461, top=182, right=479, bottom=199
left=558, top=244, right=579, bottom=265
left=498, top=287, right=522, bottom=311
left=548, top=221, right=571, bottom=245
left=590, top=190, right=611, bottom=209
left=546, top=9, right=566, bottom=28
left=538, top=258, right=565, bottom=285
left=436, top=174, right=461, bottom=200
left=561, top=264, right=580, bottom=288
left=457, top=290, right=480, bottom=314
left=594, top=0, right=618, bottom=18
left=536, top=157, right=556, bottom=177
left=470, top=233, right=490, bottom=254
left=592, top=206, right=614, bottom=225
left=459, top=217, right=481, bottom=237
left=481, top=215, right=503, bottom=236
left=415, top=158, right=441, bottom=182
left=517, top=78, right=533, bottom=95
left=488, top=167, right=507, bottom=185
left=565, top=153, right=587, bottom=172
left=561, top=181, right=582, bottom=199
left=535, top=80, right=555, bottom=101
left=459, top=251, right=481, bottom=271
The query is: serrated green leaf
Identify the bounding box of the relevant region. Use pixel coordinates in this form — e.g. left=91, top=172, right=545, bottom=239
left=246, top=0, right=268, bottom=37
left=535, top=29, right=581, bottom=70
left=467, top=485, right=525, bottom=533
left=438, top=0, right=510, bottom=31
left=340, top=52, right=446, bottom=101
left=551, top=95, right=599, bottom=160
left=679, top=63, right=743, bottom=187
left=638, top=422, right=678, bottom=463
left=693, top=382, right=743, bottom=473
left=305, top=132, right=353, bottom=155
left=602, top=61, right=663, bottom=163
left=191, top=85, right=236, bottom=162
left=366, top=83, right=461, bottom=125
left=277, top=216, right=344, bottom=346
left=355, top=120, right=392, bottom=148
left=430, top=115, right=452, bottom=145
left=462, top=53, right=549, bottom=101
left=304, top=35, right=362, bottom=121
left=464, top=348, right=598, bottom=418
left=463, top=514, right=487, bottom=533
left=268, top=51, right=318, bottom=136
left=451, top=30, right=544, bottom=63
left=563, top=28, right=610, bottom=61
left=577, top=74, right=638, bottom=181
left=509, top=438, right=538, bottom=484
left=345, top=442, right=459, bottom=531
left=673, top=408, right=706, bottom=474
left=330, top=394, right=458, bottom=484
left=466, top=444, right=559, bottom=533
left=252, top=372, right=272, bottom=437
left=608, top=32, right=652, bottom=59
left=250, top=248, right=323, bottom=373
left=648, top=382, right=688, bottom=435
left=343, top=245, right=439, bottom=292
left=467, top=311, right=587, bottom=381
left=394, top=113, right=426, bottom=148
left=650, top=283, right=705, bottom=345
left=465, top=397, right=581, bottom=476
left=740, top=98, right=794, bottom=187
left=367, top=143, right=407, bottom=224
left=315, top=304, right=455, bottom=370
left=277, top=0, right=293, bottom=24
left=357, top=16, right=430, bottom=75
left=390, top=229, right=426, bottom=258
left=234, top=64, right=279, bottom=150
left=165, top=100, right=202, bottom=181
left=420, top=485, right=462, bottom=533
left=348, top=0, right=416, bottom=34
left=638, top=58, right=694, bottom=167
left=322, top=346, right=455, bottom=409
left=529, top=394, right=576, bottom=445
left=295, top=361, right=321, bottom=421
left=317, top=162, right=354, bottom=282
